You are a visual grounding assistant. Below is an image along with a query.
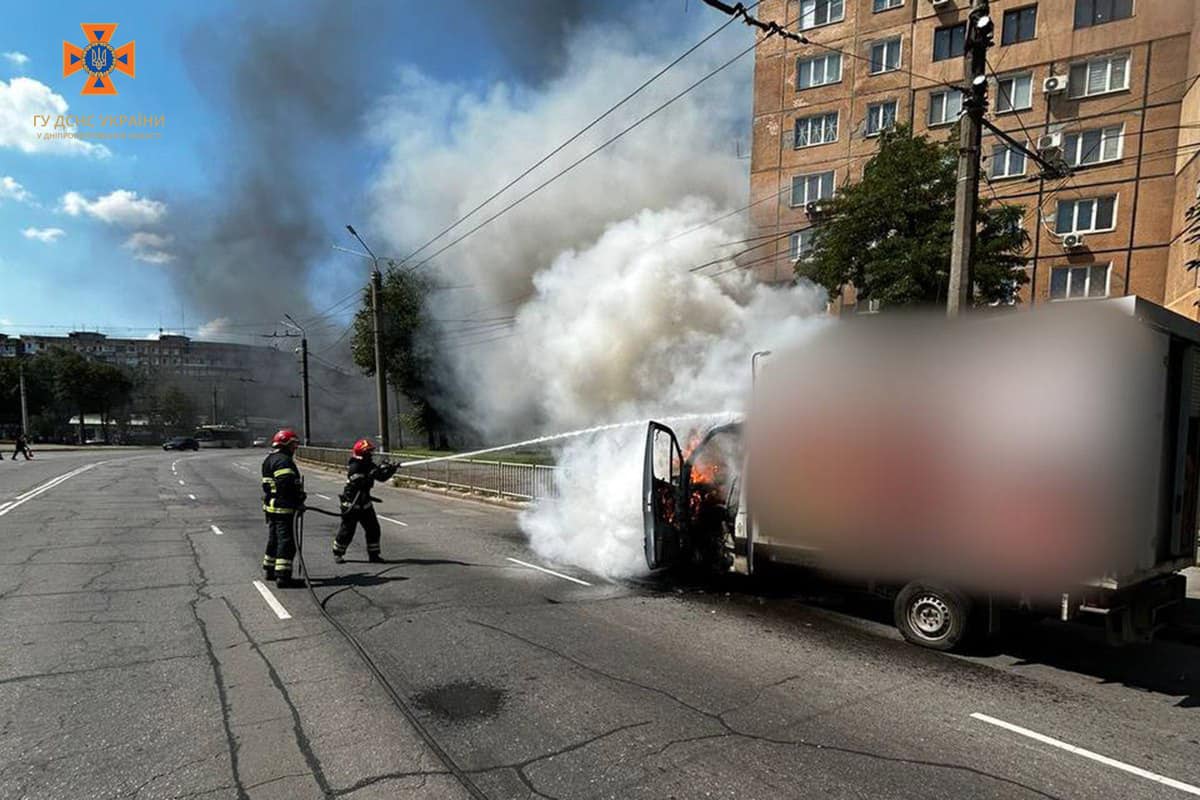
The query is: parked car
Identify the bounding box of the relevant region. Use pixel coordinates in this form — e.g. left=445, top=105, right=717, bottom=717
left=252, top=437, right=269, bottom=447
left=162, top=437, right=199, bottom=451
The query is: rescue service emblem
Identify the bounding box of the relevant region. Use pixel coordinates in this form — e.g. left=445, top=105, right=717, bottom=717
left=63, top=24, right=135, bottom=96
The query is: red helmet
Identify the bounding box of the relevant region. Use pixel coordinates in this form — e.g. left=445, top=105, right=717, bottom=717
left=272, top=428, right=299, bottom=448
left=352, top=438, right=375, bottom=458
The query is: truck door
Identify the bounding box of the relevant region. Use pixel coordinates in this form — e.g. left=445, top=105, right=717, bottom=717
left=643, top=421, right=687, bottom=570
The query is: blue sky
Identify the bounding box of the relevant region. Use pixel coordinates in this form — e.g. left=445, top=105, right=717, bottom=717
left=0, top=1, right=745, bottom=343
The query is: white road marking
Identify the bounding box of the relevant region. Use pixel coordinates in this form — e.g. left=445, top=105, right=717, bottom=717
left=252, top=580, right=292, bottom=620
left=178, top=479, right=185, bottom=486
left=314, top=493, right=332, bottom=500
left=970, top=713, right=1200, bottom=796
left=379, top=515, right=408, bottom=527
left=171, top=459, right=179, bottom=472
left=188, top=494, right=197, bottom=501
left=210, top=524, right=224, bottom=535
left=505, top=557, right=592, bottom=586
left=1, top=463, right=103, bottom=518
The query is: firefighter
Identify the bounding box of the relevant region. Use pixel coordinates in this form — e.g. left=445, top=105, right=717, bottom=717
left=332, top=438, right=397, bottom=563
left=261, top=428, right=306, bottom=587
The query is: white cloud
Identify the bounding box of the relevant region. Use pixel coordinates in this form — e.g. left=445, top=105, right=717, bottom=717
left=61, top=189, right=167, bottom=226
left=123, top=230, right=174, bottom=263
left=0, top=175, right=30, bottom=202
left=22, top=226, right=64, bottom=243
left=0, top=77, right=109, bottom=157
left=3, top=52, right=28, bottom=68
left=197, top=317, right=230, bottom=339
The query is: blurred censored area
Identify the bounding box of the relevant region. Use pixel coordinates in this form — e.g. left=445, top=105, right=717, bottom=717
left=747, top=305, right=1165, bottom=597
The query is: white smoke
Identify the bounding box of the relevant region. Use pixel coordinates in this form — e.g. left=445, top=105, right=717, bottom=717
left=371, top=18, right=828, bottom=576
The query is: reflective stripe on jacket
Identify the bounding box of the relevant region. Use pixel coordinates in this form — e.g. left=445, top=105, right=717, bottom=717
left=261, top=449, right=303, bottom=515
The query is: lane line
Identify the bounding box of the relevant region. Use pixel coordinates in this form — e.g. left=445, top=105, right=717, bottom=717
left=1, top=463, right=103, bottom=518
left=210, top=524, right=224, bottom=535
left=314, top=493, right=332, bottom=501
left=252, top=580, right=292, bottom=620
left=970, top=713, right=1200, bottom=796
left=188, top=494, right=197, bottom=501
left=178, top=479, right=185, bottom=486
left=379, top=515, right=408, bottom=527
left=505, top=557, right=592, bottom=586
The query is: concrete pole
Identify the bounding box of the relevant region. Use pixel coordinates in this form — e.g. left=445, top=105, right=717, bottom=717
left=18, top=363, right=29, bottom=436
left=947, top=0, right=991, bottom=318
left=371, top=265, right=390, bottom=452
left=299, top=336, right=311, bottom=445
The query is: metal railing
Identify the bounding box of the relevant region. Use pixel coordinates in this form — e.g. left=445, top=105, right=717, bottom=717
left=295, top=446, right=558, bottom=502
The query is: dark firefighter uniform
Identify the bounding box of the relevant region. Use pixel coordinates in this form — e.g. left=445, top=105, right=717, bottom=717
left=261, top=430, right=305, bottom=586
left=333, top=439, right=397, bottom=563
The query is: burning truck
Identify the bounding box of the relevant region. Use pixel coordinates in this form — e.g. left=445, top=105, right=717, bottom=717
left=644, top=297, right=1200, bottom=651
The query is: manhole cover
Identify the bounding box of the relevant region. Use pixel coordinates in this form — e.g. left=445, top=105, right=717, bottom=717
left=413, top=681, right=505, bottom=722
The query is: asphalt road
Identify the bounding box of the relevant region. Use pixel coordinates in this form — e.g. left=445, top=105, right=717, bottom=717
left=1, top=449, right=1198, bottom=799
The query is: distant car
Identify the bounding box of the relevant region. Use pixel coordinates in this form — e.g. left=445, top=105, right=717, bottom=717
left=252, top=437, right=268, bottom=447
left=163, top=437, right=199, bottom=451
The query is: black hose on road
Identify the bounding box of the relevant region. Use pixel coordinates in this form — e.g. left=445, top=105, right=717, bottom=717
left=292, top=508, right=490, bottom=800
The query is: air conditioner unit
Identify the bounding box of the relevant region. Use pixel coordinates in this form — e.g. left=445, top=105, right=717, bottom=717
left=1037, top=132, right=1062, bottom=151
left=1043, top=75, right=1069, bottom=95
left=930, top=0, right=951, bottom=6
left=805, top=201, right=825, bottom=217
left=1062, top=232, right=1086, bottom=250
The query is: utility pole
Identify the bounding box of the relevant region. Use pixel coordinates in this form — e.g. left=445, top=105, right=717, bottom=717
left=282, top=315, right=311, bottom=446
left=947, top=0, right=994, bottom=318
left=211, top=384, right=219, bottom=425
left=18, top=362, right=29, bottom=437
left=347, top=224, right=390, bottom=452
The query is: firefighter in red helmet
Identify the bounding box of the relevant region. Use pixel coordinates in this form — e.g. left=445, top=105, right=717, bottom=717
left=261, top=428, right=306, bottom=587
left=332, top=438, right=397, bottom=563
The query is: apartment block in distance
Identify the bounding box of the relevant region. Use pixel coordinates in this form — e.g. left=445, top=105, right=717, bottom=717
left=749, top=0, right=1200, bottom=315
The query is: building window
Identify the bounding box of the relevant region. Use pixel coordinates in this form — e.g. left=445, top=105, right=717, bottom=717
left=1068, top=53, right=1130, bottom=98
left=800, top=0, right=844, bottom=30
left=1064, top=124, right=1123, bottom=167
left=994, top=73, right=1033, bottom=112
left=990, top=143, right=1026, bottom=179
left=794, top=111, right=839, bottom=147
left=1074, top=0, right=1133, bottom=29
left=928, top=89, right=963, bottom=126
left=933, top=24, right=966, bottom=62
left=791, top=171, right=836, bottom=206
left=869, top=37, right=902, bottom=74
left=873, top=0, right=903, bottom=11
left=1055, top=196, right=1117, bottom=234
left=797, top=53, right=842, bottom=90
left=789, top=229, right=817, bottom=261
left=865, top=100, right=898, bottom=136
left=1050, top=264, right=1111, bottom=300
left=1002, top=5, right=1037, bottom=44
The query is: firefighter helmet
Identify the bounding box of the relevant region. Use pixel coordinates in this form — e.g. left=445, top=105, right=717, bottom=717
left=272, top=428, right=299, bottom=448
left=352, top=438, right=375, bottom=458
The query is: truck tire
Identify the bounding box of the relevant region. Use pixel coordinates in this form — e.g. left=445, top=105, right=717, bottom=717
left=894, top=581, right=972, bottom=651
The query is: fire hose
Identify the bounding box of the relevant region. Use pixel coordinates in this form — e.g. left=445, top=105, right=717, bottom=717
left=289, top=503, right=489, bottom=799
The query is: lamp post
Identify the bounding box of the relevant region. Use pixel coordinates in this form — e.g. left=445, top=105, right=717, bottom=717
left=345, top=224, right=390, bottom=452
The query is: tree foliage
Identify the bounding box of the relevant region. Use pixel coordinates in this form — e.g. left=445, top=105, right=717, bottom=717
left=798, top=125, right=1030, bottom=307
left=350, top=271, right=450, bottom=448
left=0, top=349, right=136, bottom=441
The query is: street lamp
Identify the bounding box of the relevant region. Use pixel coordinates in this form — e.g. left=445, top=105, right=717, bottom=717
left=345, top=224, right=390, bottom=452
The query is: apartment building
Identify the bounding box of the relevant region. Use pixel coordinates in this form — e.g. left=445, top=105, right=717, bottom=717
left=749, top=0, right=1200, bottom=315
left=2, top=330, right=269, bottom=379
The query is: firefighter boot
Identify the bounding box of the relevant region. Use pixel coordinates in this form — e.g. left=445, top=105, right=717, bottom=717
left=262, top=555, right=275, bottom=582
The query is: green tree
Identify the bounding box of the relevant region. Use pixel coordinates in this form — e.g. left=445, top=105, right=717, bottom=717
left=798, top=125, right=1030, bottom=308
left=350, top=271, right=450, bottom=449
left=156, top=385, right=198, bottom=435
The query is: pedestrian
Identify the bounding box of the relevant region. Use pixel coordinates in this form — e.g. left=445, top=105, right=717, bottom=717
left=11, top=433, right=32, bottom=461
left=260, top=428, right=306, bottom=588
left=332, top=438, right=397, bottom=563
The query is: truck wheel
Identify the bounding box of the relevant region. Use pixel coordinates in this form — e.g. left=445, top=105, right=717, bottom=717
left=894, top=581, right=972, bottom=651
